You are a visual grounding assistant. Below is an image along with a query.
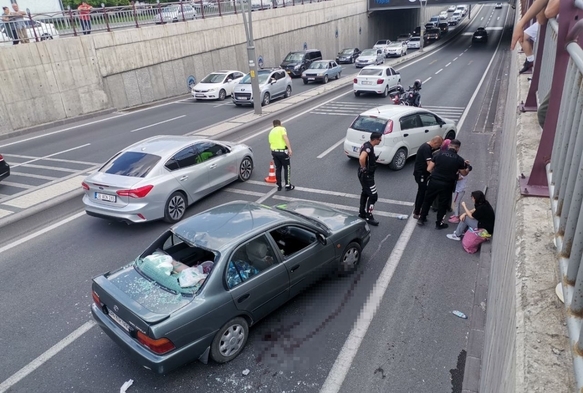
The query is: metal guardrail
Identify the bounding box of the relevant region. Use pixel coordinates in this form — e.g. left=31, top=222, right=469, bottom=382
left=0, top=0, right=327, bottom=45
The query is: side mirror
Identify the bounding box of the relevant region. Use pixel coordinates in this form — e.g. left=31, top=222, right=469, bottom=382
left=317, top=233, right=327, bottom=245
left=270, top=80, right=277, bottom=85
left=227, top=79, right=232, bottom=82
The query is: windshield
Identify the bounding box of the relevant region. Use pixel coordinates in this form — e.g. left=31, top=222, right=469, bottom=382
left=201, top=73, right=226, bottom=83
left=99, top=151, right=160, bottom=178
left=284, top=52, right=304, bottom=62
left=359, top=69, right=383, bottom=76
left=309, top=61, right=328, bottom=70
left=351, top=116, right=389, bottom=133
left=410, top=37, right=420, bottom=42
left=239, top=71, right=271, bottom=85
left=360, top=49, right=376, bottom=56
left=341, top=49, right=353, bottom=54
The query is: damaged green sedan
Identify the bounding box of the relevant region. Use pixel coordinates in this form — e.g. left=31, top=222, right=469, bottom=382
left=91, top=200, right=371, bottom=373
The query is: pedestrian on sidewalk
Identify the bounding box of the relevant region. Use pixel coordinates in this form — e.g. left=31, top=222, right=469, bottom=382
left=413, top=135, right=443, bottom=219
left=358, top=132, right=382, bottom=226
left=268, top=119, right=295, bottom=191
left=446, top=190, right=495, bottom=241
left=417, top=139, right=471, bottom=230
left=78, top=1, right=93, bottom=35
left=448, top=166, right=472, bottom=224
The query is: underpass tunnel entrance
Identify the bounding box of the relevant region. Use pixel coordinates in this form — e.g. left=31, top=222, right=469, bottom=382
left=367, top=5, right=447, bottom=43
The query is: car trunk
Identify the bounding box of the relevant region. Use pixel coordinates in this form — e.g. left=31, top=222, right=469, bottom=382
left=346, top=115, right=390, bottom=147
left=86, top=172, right=142, bottom=208
left=355, top=71, right=383, bottom=87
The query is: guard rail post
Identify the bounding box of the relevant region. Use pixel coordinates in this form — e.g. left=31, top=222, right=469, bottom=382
left=199, top=0, right=205, bottom=19
left=179, top=0, right=186, bottom=22
left=131, top=1, right=139, bottom=28
left=26, top=9, right=39, bottom=42
left=218, top=0, right=222, bottom=16
left=67, top=7, right=78, bottom=36
left=102, top=5, right=111, bottom=32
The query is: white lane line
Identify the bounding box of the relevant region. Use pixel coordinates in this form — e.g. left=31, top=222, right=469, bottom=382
left=310, top=112, right=357, bottom=117
left=11, top=144, right=91, bottom=169
left=423, top=77, right=432, bottom=84
left=0, top=320, right=96, bottom=393
left=224, top=188, right=265, bottom=197
left=271, top=195, right=407, bottom=219
left=435, top=69, right=443, bottom=75
left=0, top=211, right=85, bottom=255
left=0, top=181, right=32, bottom=189
left=3, top=154, right=98, bottom=166
left=318, top=139, right=345, bottom=159
left=319, top=215, right=417, bottom=393
left=213, top=103, right=235, bottom=108
left=129, top=115, right=186, bottom=133
left=445, top=62, right=452, bottom=67
left=453, top=57, right=458, bottom=61
left=9, top=172, right=57, bottom=180
left=457, top=4, right=509, bottom=135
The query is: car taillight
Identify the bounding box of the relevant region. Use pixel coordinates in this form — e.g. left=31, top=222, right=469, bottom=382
left=377, top=79, right=384, bottom=85
left=0, top=154, right=3, bottom=161
left=384, top=119, right=394, bottom=135
left=92, top=291, right=101, bottom=306
left=116, top=185, right=154, bottom=198
left=82, top=182, right=89, bottom=190
left=353, top=78, right=358, bottom=83
left=137, top=331, right=175, bottom=354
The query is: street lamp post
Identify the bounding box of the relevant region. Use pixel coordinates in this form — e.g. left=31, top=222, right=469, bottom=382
left=239, top=0, right=262, bottom=114
left=419, top=0, right=427, bottom=53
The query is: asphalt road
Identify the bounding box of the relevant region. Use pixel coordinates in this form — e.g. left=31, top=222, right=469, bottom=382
left=0, top=4, right=511, bottom=393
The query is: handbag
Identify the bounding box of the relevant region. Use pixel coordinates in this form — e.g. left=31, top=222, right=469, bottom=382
left=462, top=228, right=491, bottom=254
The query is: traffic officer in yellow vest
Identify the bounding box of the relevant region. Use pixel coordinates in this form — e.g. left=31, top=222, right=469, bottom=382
left=268, top=119, right=295, bottom=191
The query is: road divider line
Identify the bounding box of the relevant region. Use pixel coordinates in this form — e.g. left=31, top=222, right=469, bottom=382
left=310, top=112, right=356, bottom=117
left=453, top=57, right=459, bottom=61
left=224, top=188, right=265, bottom=197
left=446, top=62, right=452, bottom=67
left=423, top=77, right=432, bottom=84
left=4, top=154, right=98, bottom=166
left=318, top=139, right=345, bottom=159
left=0, top=320, right=96, bottom=393
left=10, top=172, right=57, bottom=181
left=130, top=115, right=186, bottom=133
left=11, top=144, right=91, bottom=169
left=319, top=215, right=418, bottom=393
left=435, top=69, right=443, bottom=75
left=0, top=181, right=32, bottom=189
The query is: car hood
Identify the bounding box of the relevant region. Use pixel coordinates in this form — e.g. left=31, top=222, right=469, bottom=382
left=233, top=83, right=264, bottom=92
left=193, top=82, right=223, bottom=90
left=275, top=201, right=361, bottom=233
left=357, top=55, right=376, bottom=61
left=281, top=60, right=301, bottom=67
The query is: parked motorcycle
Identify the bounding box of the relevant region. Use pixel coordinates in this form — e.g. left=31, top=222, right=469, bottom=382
left=390, top=79, right=422, bottom=107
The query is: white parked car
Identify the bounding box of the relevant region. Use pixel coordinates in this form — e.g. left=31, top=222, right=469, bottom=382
left=0, top=20, right=59, bottom=45
left=353, top=65, right=401, bottom=98
left=456, top=5, right=467, bottom=17
left=447, top=5, right=457, bottom=12
left=495, top=3, right=503, bottom=8
left=385, top=41, right=407, bottom=57
left=192, top=70, right=245, bottom=101
left=355, top=48, right=384, bottom=68
left=449, top=14, right=461, bottom=25
left=407, top=37, right=421, bottom=49
left=343, top=106, right=457, bottom=170
left=439, top=11, right=449, bottom=18
left=373, top=39, right=392, bottom=57
left=153, top=4, right=197, bottom=23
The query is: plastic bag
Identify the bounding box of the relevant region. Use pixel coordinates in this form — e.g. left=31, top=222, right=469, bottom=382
left=141, top=254, right=174, bottom=276
left=179, top=267, right=207, bottom=288
left=462, top=228, right=490, bottom=254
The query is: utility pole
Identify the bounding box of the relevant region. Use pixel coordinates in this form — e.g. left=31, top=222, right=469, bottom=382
left=419, top=0, right=427, bottom=53
left=239, top=0, right=262, bottom=114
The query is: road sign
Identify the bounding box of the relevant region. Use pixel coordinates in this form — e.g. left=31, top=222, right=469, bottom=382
left=187, top=75, right=196, bottom=90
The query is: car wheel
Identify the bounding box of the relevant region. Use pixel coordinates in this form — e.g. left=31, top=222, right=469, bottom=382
left=41, top=34, right=53, bottom=41
left=445, top=130, right=456, bottom=140
left=323, top=75, right=329, bottom=84
left=354, top=91, right=360, bottom=97
left=284, top=85, right=292, bottom=98
left=210, top=317, right=249, bottom=363
left=338, top=241, right=361, bottom=275
left=389, top=148, right=407, bottom=171
left=262, top=92, right=270, bottom=106
left=382, top=86, right=389, bottom=97
left=163, top=191, right=187, bottom=223
left=218, top=89, right=226, bottom=101
left=303, top=79, right=308, bottom=85
left=238, top=156, right=253, bottom=181
left=336, top=71, right=341, bottom=80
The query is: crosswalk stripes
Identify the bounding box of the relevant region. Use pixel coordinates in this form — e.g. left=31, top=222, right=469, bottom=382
left=310, top=102, right=465, bottom=122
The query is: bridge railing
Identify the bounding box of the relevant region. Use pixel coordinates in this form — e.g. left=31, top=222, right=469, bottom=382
left=0, top=0, right=326, bottom=45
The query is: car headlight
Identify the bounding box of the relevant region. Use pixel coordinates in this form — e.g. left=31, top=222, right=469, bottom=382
left=208, top=88, right=216, bottom=92
left=317, top=73, right=323, bottom=76
left=294, top=64, right=301, bottom=70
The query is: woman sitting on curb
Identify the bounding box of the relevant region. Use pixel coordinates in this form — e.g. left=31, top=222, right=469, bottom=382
left=446, top=190, right=495, bottom=241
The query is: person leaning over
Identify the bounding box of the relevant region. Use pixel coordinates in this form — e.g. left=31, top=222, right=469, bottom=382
left=268, top=119, right=295, bottom=191
left=10, top=3, right=29, bottom=44
left=413, top=136, right=443, bottom=219
left=446, top=190, right=495, bottom=241
left=417, top=139, right=470, bottom=230
left=357, top=132, right=382, bottom=227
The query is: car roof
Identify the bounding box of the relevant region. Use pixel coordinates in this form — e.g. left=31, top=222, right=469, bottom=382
left=362, top=65, right=392, bottom=70
left=172, top=201, right=295, bottom=251
left=212, top=70, right=242, bottom=74
left=359, top=105, right=424, bottom=119
left=124, top=135, right=208, bottom=155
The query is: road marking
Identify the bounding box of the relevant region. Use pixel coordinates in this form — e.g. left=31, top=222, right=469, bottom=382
left=130, top=115, right=186, bottom=133
left=255, top=187, right=278, bottom=204
left=319, top=215, right=417, bottom=393
left=11, top=144, right=91, bottom=169
left=3, top=154, right=98, bottom=166
left=17, top=164, right=79, bottom=173
left=318, top=138, right=346, bottom=159
left=9, top=172, right=57, bottom=180
left=457, top=3, right=509, bottom=135
left=0, top=320, right=95, bottom=393
left=423, top=77, right=432, bottom=84
left=224, top=188, right=265, bottom=197
left=498, top=16, right=500, bottom=20
left=0, top=181, right=32, bottom=189
left=435, top=68, right=443, bottom=75
left=310, top=112, right=356, bottom=116
left=429, top=60, right=437, bottom=65
left=453, top=57, right=458, bottom=61
left=445, top=62, right=451, bottom=67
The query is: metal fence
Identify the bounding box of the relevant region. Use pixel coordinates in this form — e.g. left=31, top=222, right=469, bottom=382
left=522, top=0, right=583, bottom=389
left=0, top=0, right=327, bottom=45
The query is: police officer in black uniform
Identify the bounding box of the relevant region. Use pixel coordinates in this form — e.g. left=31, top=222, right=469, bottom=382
left=418, top=139, right=471, bottom=229
left=358, top=132, right=382, bottom=226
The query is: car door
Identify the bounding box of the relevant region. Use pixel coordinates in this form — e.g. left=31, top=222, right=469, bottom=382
left=165, top=145, right=208, bottom=203
left=329, top=61, right=338, bottom=78
left=269, top=225, right=335, bottom=298
left=353, top=48, right=360, bottom=60
left=224, top=73, right=238, bottom=96
left=227, top=234, right=290, bottom=322
left=196, top=141, right=235, bottom=192
left=418, top=112, right=443, bottom=141
left=398, top=114, right=423, bottom=153
left=389, top=67, right=400, bottom=88
left=274, top=70, right=287, bottom=96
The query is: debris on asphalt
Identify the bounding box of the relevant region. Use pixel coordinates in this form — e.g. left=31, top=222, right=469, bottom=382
left=242, top=369, right=250, bottom=376
left=452, top=310, right=467, bottom=319
left=120, top=379, right=134, bottom=393
left=397, top=215, right=407, bottom=220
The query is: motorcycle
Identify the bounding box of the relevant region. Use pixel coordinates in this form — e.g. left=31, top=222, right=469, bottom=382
left=390, top=84, right=422, bottom=107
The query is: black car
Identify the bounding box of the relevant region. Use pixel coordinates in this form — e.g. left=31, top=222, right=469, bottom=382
left=280, top=49, right=322, bottom=77
left=472, top=27, right=488, bottom=43
left=336, top=48, right=361, bottom=64
left=424, top=28, right=441, bottom=42
left=438, top=22, right=449, bottom=35
left=0, top=154, right=9, bottom=183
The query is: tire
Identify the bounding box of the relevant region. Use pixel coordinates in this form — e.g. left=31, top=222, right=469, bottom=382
left=445, top=130, right=456, bottom=140
left=338, top=241, right=361, bottom=275
left=389, top=148, right=407, bottom=171
left=163, top=191, right=187, bottom=223
left=218, top=89, right=226, bottom=101
left=354, top=91, right=360, bottom=97
left=323, top=75, right=329, bottom=84
left=262, top=92, right=270, bottom=106
left=210, top=317, right=249, bottom=363
left=284, top=85, right=292, bottom=98
left=238, top=156, right=253, bottom=181
left=336, top=71, right=341, bottom=80
left=382, top=86, right=389, bottom=97
left=41, top=34, right=53, bottom=41
left=303, top=79, right=308, bottom=85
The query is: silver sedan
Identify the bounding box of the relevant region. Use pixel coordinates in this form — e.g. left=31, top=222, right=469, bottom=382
left=82, top=135, right=254, bottom=224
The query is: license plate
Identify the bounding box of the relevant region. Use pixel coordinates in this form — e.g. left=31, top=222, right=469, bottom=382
left=362, top=81, right=372, bottom=85
left=308, top=78, right=315, bottom=81
left=95, top=192, right=116, bottom=203
left=109, top=310, right=130, bottom=332
left=195, top=94, right=205, bottom=97
left=239, top=97, right=248, bottom=100
left=352, top=146, right=359, bottom=152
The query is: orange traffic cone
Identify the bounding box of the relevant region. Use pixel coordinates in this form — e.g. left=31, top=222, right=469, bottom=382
left=265, top=161, right=277, bottom=183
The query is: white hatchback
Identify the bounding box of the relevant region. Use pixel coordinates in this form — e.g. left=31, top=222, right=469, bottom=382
left=353, top=65, right=401, bottom=97
left=192, top=70, right=245, bottom=101
left=407, top=37, right=421, bottom=49
left=343, top=106, right=457, bottom=170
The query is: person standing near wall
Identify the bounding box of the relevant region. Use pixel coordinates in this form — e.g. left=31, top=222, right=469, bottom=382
left=1, top=6, right=18, bottom=45
left=78, top=1, right=92, bottom=35
left=268, top=119, right=295, bottom=191
left=10, top=3, right=28, bottom=44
